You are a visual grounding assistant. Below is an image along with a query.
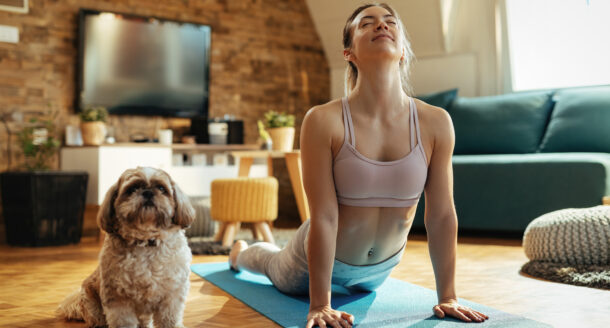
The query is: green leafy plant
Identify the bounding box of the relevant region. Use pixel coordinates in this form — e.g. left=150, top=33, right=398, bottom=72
left=263, top=110, right=295, bottom=128
left=17, top=111, right=61, bottom=171
left=257, top=120, right=271, bottom=141
left=80, top=106, right=108, bottom=122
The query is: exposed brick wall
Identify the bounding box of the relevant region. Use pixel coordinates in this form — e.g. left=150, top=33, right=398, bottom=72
left=0, top=0, right=330, bottom=241
left=0, top=0, right=329, bottom=171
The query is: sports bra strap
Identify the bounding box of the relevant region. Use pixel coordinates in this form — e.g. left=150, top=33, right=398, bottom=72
left=341, top=97, right=356, bottom=147
left=410, top=97, right=422, bottom=148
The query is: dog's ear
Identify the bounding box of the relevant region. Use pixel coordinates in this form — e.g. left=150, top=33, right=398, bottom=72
left=98, top=182, right=119, bottom=234
left=171, top=179, right=195, bottom=229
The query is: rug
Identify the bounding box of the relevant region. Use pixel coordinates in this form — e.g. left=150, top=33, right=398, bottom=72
left=188, top=228, right=296, bottom=255
left=191, top=262, right=551, bottom=328
left=521, top=260, right=610, bottom=289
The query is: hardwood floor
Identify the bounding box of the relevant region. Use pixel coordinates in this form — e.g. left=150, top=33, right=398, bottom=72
left=0, top=235, right=608, bottom=328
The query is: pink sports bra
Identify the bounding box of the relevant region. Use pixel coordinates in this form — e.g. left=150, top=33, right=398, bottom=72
left=333, top=97, right=428, bottom=207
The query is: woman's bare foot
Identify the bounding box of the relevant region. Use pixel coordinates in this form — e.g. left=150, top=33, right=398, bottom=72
left=229, top=240, right=248, bottom=271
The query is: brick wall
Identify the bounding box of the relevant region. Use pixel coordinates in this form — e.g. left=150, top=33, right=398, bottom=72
left=0, top=0, right=329, bottom=169
left=0, top=0, right=330, bottom=241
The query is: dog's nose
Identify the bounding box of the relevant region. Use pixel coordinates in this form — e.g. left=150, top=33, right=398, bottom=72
left=142, top=189, right=154, bottom=199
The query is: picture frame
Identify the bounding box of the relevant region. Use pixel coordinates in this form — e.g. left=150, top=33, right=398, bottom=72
left=0, top=0, right=28, bottom=14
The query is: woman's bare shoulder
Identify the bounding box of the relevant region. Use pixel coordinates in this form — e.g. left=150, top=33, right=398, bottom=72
left=303, top=99, right=344, bottom=133
left=412, top=97, right=454, bottom=152
left=412, top=98, right=453, bottom=132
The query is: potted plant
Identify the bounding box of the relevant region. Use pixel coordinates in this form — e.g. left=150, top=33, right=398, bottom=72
left=0, top=110, right=88, bottom=246
left=263, top=110, right=296, bottom=151
left=80, top=106, right=108, bottom=146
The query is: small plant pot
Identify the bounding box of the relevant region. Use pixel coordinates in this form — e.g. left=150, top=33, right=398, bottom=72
left=267, top=127, right=295, bottom=151
left=80, top=121, right=106, bottom=146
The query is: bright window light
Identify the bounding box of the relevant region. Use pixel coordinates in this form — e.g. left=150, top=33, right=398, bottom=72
left=505, top=0, right=610, bottom=91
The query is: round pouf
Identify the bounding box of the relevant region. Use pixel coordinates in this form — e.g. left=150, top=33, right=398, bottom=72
left=523, top=206, right=610, bottom=266
left=211, top=177, right=278, bottom=246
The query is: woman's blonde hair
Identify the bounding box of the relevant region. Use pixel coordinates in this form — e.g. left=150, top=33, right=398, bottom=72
left=342, top=3, right=415, bottom=96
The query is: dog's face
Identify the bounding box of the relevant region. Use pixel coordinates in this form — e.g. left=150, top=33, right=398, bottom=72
left=98, top=167, right=195, bottom=242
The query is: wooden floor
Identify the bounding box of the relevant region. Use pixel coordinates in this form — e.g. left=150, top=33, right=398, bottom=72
left=0, top=234, right=608, bottom=328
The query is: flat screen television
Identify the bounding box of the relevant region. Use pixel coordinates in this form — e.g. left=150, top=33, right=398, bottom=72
left=76, top=9, right=211, bottom=118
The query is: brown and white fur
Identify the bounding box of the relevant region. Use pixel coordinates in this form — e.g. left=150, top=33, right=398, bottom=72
left=57, top=167, right=195, bottom=328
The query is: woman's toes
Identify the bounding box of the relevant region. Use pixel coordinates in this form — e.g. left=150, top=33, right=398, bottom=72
left=229, top=240, right=248, bottom=271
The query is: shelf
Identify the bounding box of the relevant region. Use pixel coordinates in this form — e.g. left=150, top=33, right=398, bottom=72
left=171, top=144, right=260, bottom=151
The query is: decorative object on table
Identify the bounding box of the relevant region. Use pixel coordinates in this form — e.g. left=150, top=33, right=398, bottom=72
left=64, top=125, right=83, bottom=146
left=257, top=120, right=273, bottom=150
left=158, top=129, right=173, bottom=145
left=210, top=177, right=278, bottom=247
left=521, top=206, right=610, bottom=289
left=212, top=153, right=229, bottom=166
left=208, top=119, right=229, bottom=145
left=191, top=153, right=207, bottom=166
left=0, top=109, right=88, bottom=246
left=79, top=106, right=108, bottom=146
left=263, top=110, right=295, bottom=151
left=181, top=135, right=196, bottom=144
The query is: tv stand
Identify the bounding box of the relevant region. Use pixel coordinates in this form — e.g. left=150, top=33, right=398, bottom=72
left=60, top=143, right=263, bottom=205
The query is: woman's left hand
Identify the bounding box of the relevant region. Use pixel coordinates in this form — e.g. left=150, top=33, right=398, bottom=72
left=433, top=300, right=489, bottom=323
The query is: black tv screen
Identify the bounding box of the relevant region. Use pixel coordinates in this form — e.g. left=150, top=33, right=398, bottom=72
left=77, top=9, right=210, bottom=118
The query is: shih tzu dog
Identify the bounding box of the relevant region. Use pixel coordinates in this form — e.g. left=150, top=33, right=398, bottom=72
left=58, top=167, right=195, bottom=328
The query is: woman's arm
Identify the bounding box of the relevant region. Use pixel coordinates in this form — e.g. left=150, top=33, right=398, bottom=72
left=301, top=105, right=354, bottom=328
left=422, top=107, right=488, bottom=323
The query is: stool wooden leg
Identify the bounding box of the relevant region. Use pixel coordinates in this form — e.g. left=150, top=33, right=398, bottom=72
left=222, top=222, right=240, bottom=247
left=255, top=222, right=275, bottom=244
left=250, top=224, right=263, bottom=241
left=214, top=222, right=227, bottom=242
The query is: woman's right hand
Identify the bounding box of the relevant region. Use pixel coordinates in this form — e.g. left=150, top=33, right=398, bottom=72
left=306, top=305, right=354, bottom=328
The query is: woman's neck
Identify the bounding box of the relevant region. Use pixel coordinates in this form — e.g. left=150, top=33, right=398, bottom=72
left=349, top=61, right=407, bottom=116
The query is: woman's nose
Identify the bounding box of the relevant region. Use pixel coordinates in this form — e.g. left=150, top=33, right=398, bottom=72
left=376, top=21, right=389, bottom=31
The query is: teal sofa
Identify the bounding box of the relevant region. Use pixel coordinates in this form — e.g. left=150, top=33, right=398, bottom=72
left=413, top=86, right=610, bottom=234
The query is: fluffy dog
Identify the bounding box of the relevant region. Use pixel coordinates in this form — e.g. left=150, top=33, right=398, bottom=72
left=58, top=167, right=195, bottom=328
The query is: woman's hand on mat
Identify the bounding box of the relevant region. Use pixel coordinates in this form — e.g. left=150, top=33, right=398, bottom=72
left=433, top=300, right=489, bottom=323
left=306, top=305, right=354, bottom=328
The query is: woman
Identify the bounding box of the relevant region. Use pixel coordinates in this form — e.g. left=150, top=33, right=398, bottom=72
left=229, top=3, right=489, bottom=327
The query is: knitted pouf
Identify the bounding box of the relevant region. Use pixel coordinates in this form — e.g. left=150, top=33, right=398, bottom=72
left=523, top=206, right=610, bottom=266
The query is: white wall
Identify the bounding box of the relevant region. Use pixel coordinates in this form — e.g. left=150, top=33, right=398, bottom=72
left=305, top=0, right=504, bottom=99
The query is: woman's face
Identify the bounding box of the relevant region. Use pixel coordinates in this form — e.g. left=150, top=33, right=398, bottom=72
left=347, top=6, right=403, bottom=66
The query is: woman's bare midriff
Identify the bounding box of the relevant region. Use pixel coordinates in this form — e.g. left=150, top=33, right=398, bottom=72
left=334, top=204, right=418, bottom=265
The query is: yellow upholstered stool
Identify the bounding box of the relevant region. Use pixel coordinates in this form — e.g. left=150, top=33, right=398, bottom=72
left=211, top=177, right=278, bottom=246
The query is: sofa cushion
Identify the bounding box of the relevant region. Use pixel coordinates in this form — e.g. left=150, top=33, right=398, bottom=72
left=412, top=153, right=610, bottom=233
left=450, top=92, right=554, bottom=154
left=539, top=86, right=610, bottom=153
left=416, top=88, right=458, bottom=110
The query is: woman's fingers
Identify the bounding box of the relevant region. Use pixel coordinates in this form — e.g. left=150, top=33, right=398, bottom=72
left=316, top=318, right=327, bottom=328
left=341, top=311, right=355, bottom=325
left=446, top=307, right=472, bottom=322
left=433, top=305, right=445, bottom=318
left=305, top=319, right=315, bottom=328
left=474, top=310, right=489, bottom=319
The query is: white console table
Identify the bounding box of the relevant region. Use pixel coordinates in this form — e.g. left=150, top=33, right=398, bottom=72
left=60, top=143, right=263, bottom=205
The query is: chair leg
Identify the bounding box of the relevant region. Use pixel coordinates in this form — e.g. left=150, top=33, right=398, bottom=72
left=214, top=222, right=227, bottom=242
left=222, top=222, right=240, bottom=247
left=250, top=223, right=263, bottom=241
left=255, top=222, right=275, bottom=244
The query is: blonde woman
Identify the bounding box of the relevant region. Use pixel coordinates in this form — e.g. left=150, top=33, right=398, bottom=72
left=230, top=3, right=488, bottom=327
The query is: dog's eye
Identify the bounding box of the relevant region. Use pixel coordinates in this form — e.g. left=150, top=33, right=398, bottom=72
left=126, top=186, right=139, bottom=195
left=157, top=185, right=166, bottom=193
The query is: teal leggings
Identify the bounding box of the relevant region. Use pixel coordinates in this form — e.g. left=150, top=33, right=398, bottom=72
left=235, top=219, right=405, bottom=295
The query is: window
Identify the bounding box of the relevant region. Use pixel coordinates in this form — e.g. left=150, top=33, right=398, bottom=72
left=505, top=0, right=610, bottom=91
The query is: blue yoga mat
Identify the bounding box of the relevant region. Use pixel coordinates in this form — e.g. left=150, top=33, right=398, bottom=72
left=191, top=262, right=550, bottom=328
